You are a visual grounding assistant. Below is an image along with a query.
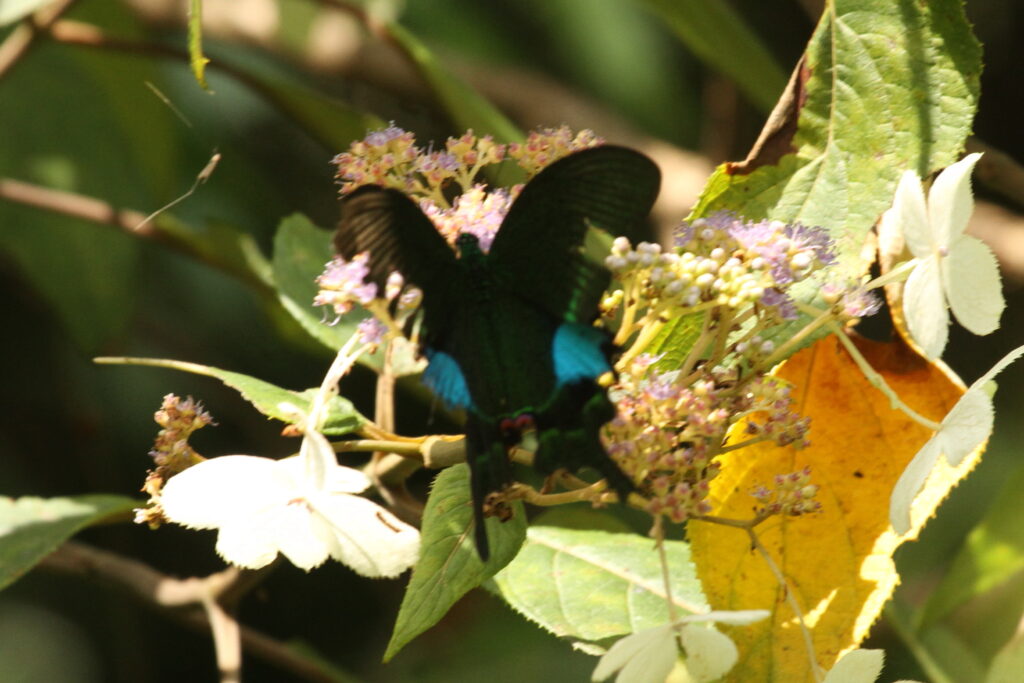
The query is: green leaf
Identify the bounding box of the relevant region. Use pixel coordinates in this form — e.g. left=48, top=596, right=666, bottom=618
left=492, top=528, right=707, bottom=642
left=681, top=0, right=980, bottom=359
left=0, top=495, right=137, bottom=592
left=387, top=23, right=523, bottom=144
left=986, top=630, right=1024, bottom=683
left=920, top=463, right=1024, bottom=628
left=384, top=464, right=526, bottom=661
left=0, top=0, right=50, bottom=26
left=647, top=313, right=705, bottom=371
left=272, top=214, right=364, bottom=354
left=886, top=601, right=979, bottom=683
left=94, top=357, right=365, bottom=436
left=692, top=0, right=980, bottom=274
left=639, top=0, right=787, bottom=113
left=153, top=212, right=272, bottom=291
left=187, top=0, right=212, bottom=91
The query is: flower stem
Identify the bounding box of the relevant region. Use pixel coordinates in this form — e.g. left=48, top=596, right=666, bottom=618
left=827, top=320, right=942, bottom=431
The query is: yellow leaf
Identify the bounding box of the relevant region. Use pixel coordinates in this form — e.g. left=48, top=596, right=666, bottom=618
left=689, top=334, right=976, bottom=681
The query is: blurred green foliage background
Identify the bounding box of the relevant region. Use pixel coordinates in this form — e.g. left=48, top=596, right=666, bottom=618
left=1, top=1, right=1023, bottom=681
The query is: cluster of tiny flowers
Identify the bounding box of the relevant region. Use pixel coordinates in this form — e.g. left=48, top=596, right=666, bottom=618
left=740, top=376, right=811, bottom=446
left=606, top=213, right=836, bottom=321
left=604, top=356, right=810, bottom=523
left=319, top=125, right=600, bottom=320
left=314, top=252, right=378, bottom=316
left=507, top=125, right=604, bottom=176
left=135, top=394, right=213, bottom=527
left=315, top=254, right=421, bottom=325
left=332, top=124, right=599, bottom=209
left=751, top=467, right=822, bottom=516
left=422, top=185, right=517, bottom=252
left=332, top=125, right=505, bottom=205
left=331, top=125, right=419, bottom=195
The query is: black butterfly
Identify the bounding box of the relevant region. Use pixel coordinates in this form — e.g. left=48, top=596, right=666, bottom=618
left=335, top=145, right=660, bottom=559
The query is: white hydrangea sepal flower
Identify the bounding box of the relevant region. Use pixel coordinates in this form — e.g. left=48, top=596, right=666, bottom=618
left=159, top=399, right=419, bottom=577
left=882, top=153, right=1004, bottom=358
left=889, top=345, right=1024, bottom=535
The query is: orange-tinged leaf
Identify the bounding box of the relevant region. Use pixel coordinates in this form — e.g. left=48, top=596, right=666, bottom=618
left=689, top=334, right=976, bottom=681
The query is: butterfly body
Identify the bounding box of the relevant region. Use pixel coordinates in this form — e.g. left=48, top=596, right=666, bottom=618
left=334, top=145, right=660, bottom=559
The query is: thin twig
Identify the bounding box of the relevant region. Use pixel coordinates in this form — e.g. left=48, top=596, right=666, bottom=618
left=203, top=595, right=243, bottom=683
left=39, top=540, right=348, bottom=683
left=367, top=341, right=425, bottom=519
left=653, top=516, right=679, bottom=626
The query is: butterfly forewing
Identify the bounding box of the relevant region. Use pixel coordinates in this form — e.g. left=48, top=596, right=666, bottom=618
left=335, top=186, right=465, bottom=346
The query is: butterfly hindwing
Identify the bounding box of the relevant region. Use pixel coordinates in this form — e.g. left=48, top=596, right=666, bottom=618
left=489, top=145, right=661, bottom=322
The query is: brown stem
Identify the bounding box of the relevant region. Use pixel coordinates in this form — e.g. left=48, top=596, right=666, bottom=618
left=39, top=540, right=349, bottom=683
left=0, top=176, right=149, bottom=235
left=505, top=480, right=612, bottom=506
left=0, top=176, right=268, bottom=292
left=0, top=0, right=78, bottom=80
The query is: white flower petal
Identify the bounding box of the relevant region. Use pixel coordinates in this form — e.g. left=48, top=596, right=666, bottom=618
left=927, top=153, right=981, bottom=248
left=312, top=494, right=420, bottom=577
left=592, top=625, right=677, bottom=683
left=886, top=170, right=933, bottom=259
left=936, top=388, right=993, bottom=468
left=299, top=427, right=337, bottom=490
left=272, top=502, right=332, bottom=571
left=936, top=345, right=1023, bottom=467
left=680, top=610, right=770, bottom=626
left=215, top=507, right=284, bottom=569
left=680, top=625, right=739, bottom=682
left=160, top=455, right=294, bottom=530
left=275, top=456, right=372, bottom=496
left=324, top=465, right=372, bottom=494
left=944, top=234, right=1004, bottom=336
left=903, top=255, right=948, bottom=358
left=890, top=346, right=1024, bottom=534
left=890, top=436, right=942, bottom=535
left=823, top=649, right=884, bottom=683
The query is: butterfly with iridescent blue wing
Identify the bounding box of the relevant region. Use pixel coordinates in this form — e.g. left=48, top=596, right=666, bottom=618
left=334, top=145, right=660, bottom=559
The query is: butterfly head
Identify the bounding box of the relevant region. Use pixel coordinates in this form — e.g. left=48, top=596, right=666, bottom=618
left=498, top=413, right=536, bottom=445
